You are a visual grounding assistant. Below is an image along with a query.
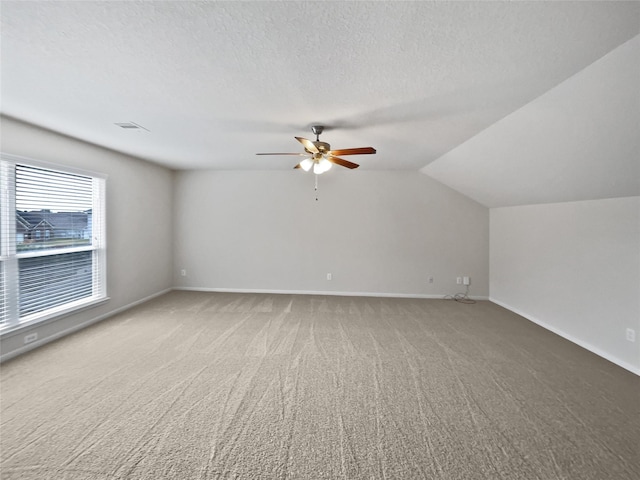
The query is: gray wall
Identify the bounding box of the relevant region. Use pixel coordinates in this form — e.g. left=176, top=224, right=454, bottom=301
left=0, top=116, right=174, bottom=360
left=490, top=197, right=640, bottom=373
left=173, top=170, right=489, bottom=297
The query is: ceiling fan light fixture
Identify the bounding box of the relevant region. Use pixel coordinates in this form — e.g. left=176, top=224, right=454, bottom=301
left=299, top=158, right=314, bottom=171
left=313, top=157, right=332, bottom=174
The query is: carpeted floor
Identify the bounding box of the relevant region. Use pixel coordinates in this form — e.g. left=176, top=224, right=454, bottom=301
left=1, top=291, right=639, bottom=479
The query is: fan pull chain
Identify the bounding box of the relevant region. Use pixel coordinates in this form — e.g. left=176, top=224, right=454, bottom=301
left=314, top=174, right=319, bottom=201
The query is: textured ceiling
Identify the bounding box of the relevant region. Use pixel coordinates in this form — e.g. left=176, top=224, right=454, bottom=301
left=1, top=1, right=639, bottom=202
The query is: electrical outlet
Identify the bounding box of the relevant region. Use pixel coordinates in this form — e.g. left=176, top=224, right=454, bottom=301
left=326, top=273, right=332, bottom=280
left=180, top=269, right=187, bottom=277
left=456, top=277, right=462, bottom=285
left=626, top=328, right=636, bottom=342
left=463, top=276, right=470, bottom=285
left=24, top=332, right=38, bottom=344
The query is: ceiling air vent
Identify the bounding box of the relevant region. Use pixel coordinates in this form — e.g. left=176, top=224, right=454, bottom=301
left=114, top=122, right=149, bottom=131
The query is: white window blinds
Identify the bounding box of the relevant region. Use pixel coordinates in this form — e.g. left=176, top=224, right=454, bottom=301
left=0, top=266, right=6, bottom=326
left=0, top=156, right=106, bottom=329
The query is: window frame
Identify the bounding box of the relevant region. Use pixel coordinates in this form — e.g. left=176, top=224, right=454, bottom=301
left=0, top=153, right=108, bottom=334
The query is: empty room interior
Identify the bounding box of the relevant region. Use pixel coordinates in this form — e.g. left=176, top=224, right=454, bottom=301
left=1, top=1, right=639, bottom=479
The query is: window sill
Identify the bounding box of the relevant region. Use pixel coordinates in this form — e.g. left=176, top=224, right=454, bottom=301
left=0, top=296, right=110, bottom=337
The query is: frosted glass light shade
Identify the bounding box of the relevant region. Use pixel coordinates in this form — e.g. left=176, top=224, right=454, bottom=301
left=299, top=158, right=313, bottom=171
left=313, top=157, right=332, bottom=174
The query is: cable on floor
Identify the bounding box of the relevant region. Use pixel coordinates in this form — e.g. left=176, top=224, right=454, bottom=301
left=444, top=284, right=476, bottom=304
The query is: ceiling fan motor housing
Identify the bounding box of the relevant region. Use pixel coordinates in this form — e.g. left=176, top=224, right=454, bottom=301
left=311, top=141, right=330, bottom=153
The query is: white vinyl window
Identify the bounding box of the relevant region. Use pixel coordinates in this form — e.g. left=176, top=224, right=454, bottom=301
left=0, top=154, right=107, bottom=331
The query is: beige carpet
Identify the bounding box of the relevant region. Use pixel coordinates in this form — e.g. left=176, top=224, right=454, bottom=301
left=1, top=291, right=639, bottom=479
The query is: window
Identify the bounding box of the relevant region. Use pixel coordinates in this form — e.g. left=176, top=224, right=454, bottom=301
left=0, top=154, right=106, bottom=331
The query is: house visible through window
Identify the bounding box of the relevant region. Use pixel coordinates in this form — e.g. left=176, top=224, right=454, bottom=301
left=0, top=155, right=107, bottom=330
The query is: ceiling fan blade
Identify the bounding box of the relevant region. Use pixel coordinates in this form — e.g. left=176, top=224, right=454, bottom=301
left=327, top=147, right=376, bottom=156
left=295, top=137, right=319, bottom=154
left=293, top=164, right=301, bottom=169
left=256, top=152, right=307, bottom=156
left=327, top=156, right=359, bottom=169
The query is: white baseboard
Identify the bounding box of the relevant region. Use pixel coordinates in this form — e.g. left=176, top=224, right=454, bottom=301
left=172, top=286, right=488, bottom=301
left=0, top=288, right=172, bottom=363
left=490, top=297, right=640, bottom=376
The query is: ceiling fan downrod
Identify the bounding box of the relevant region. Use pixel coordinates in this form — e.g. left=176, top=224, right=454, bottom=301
left=311, top=125, right=324, bottom=142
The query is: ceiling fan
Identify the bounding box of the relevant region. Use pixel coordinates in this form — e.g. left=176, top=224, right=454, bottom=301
left=256, top=125, right=376, bottom=174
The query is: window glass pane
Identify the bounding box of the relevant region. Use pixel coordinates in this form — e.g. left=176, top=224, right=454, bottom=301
left=18, top=251, right=93, bottom=317
left=16, top=165, right=93, bottom=252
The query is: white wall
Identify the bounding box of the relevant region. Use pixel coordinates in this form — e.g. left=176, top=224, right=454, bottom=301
left=0, top=116, right=174, bottom=360
left=490, top=197, right=640, bottom=373
left=173, top=170, right=489, bottom=298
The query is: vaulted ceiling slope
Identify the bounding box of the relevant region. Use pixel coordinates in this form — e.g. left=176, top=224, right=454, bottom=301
left=1, top=1, right=638, bottom=188
left=423, top=35, right=640, bottom=207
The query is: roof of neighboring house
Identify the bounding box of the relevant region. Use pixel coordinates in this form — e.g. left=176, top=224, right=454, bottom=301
left=16, top=214, right=31, bottom=234
left=17, top=211, right=89, bottom=231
